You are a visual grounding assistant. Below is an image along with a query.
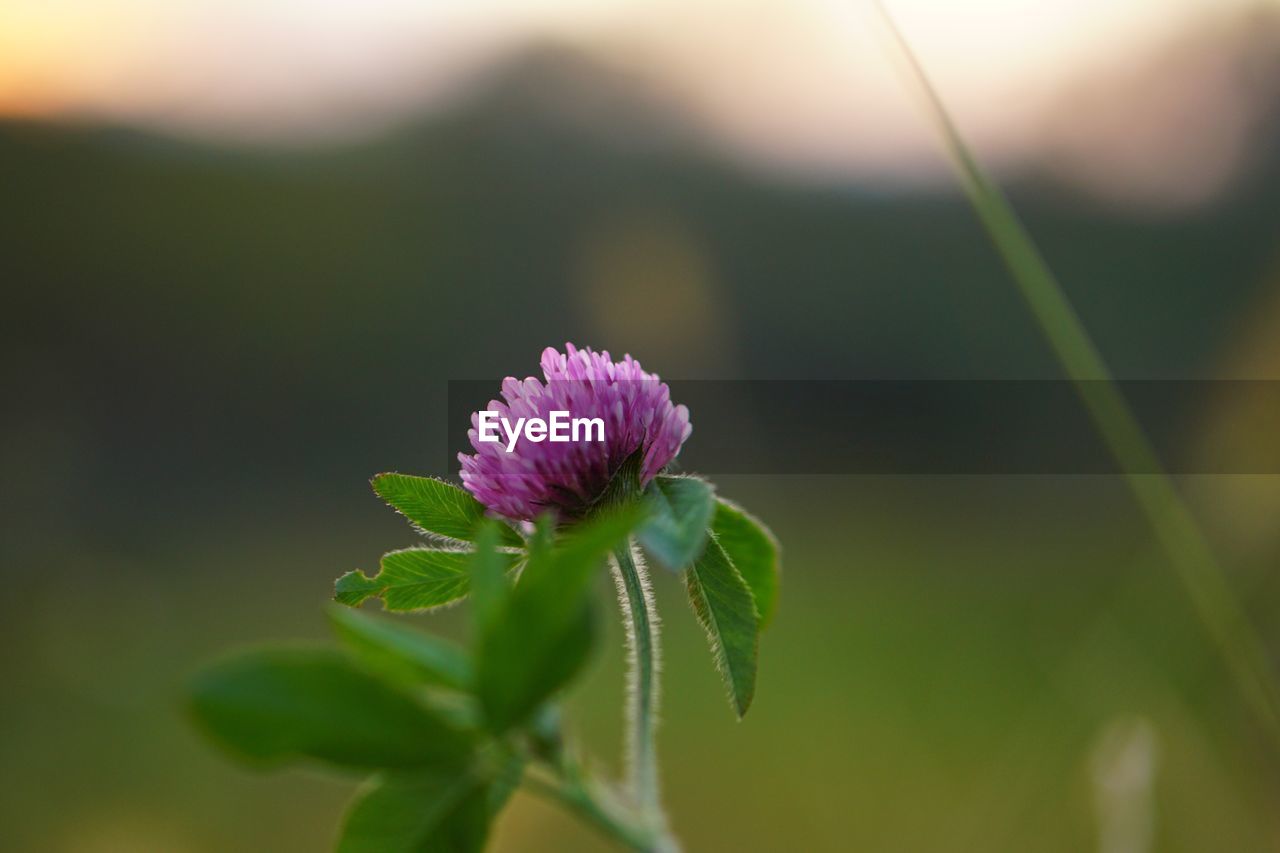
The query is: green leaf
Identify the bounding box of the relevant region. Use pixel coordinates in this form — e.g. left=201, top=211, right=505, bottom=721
left=467, top=522, right=511, bottom=636
left=712, top=499, right=781, bottom=629
left=686, top=536, right=759, bottom=718
left=337, top=769, right=492, bottom=853
left=638, top=475, right=715, bottom=571
left=336, top=548, right=517, bottom=612
left=372, top=473, right=521, bottom=546
left=487, top=753, right=526, bottom=817
left=187, top=647, right=474, bottom=770
left=478, top=505, right=645, bottom=732
left=328, top=606, right=471, bottom=691
left=479, top=601, right=595, bottom=735
left=526, top=513, right=556, bottom=560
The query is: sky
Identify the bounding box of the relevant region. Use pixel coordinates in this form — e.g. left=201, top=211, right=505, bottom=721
left=1, top=0, right=1275, bottom=203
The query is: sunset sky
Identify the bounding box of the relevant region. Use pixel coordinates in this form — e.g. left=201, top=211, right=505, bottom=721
left=1, top=0, right=1275, bottom=199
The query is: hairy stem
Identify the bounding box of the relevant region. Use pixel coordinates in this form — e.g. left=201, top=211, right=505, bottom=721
left=610, top=541, right=667, bottom=829
left=523, top=765, right=655, bottom=852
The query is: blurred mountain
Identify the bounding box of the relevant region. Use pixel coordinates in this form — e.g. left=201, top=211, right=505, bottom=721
left=3, top=42, right=1280, bottom=538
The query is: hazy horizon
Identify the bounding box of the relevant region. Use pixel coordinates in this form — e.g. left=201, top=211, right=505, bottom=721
left=3, top=0, right=1279, bottom=207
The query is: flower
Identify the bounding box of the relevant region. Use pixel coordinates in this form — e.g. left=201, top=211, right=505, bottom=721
left=459, top=343, right=692, bottom=522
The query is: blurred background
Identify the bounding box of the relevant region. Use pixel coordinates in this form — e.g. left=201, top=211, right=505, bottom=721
left=4, top=0, right=1280, bottom=850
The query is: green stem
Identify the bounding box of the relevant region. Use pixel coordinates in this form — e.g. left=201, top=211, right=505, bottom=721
left=874, top=2, right=1280, bottom=746
left=611, top=542, right=666, bottom=826
left=523, top=766, right=655, bottom=852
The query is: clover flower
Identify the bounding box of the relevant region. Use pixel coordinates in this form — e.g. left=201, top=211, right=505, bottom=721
left=459, top=343, right=692, bottom=522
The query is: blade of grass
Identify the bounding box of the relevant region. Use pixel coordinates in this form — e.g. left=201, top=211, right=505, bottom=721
left=871, top=0, right=1280, bottom=747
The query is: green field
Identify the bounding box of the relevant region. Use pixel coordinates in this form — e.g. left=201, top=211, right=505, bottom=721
left=4, top=477, right=1275, bottom=851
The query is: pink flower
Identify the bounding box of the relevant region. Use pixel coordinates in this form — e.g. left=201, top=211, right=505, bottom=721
left=459, top=343, right=691, bottom=521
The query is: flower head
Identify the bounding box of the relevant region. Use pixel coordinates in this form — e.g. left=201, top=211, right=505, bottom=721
left=459, top=343, right=691, bottom=522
